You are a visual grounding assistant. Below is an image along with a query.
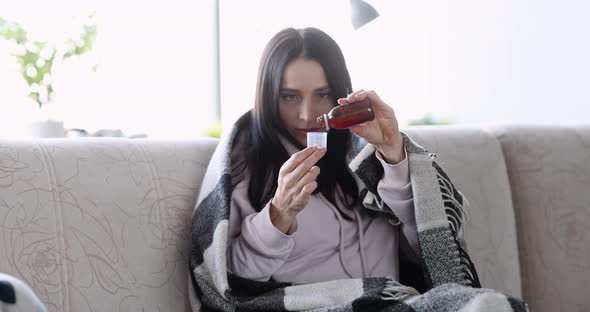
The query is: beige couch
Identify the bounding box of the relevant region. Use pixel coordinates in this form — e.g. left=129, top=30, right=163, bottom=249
left=1, top=125, right=588, bottom=311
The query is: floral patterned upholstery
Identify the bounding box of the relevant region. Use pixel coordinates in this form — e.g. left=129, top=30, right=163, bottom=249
left=1, top=125, right=588, bottom=311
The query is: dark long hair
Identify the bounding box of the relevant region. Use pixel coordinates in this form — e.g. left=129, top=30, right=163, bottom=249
left=233, top=27, right=358, bottom=216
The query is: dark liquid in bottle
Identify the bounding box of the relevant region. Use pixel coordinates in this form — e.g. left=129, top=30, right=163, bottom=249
left=330, top=98, right=375, bottom=129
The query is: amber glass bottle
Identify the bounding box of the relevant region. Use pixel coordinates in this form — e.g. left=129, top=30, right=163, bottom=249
left=316, top=98, right=375, bottom=130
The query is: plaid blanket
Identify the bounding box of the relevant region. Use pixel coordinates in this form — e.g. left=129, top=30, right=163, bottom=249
left=188, top=118, right=527, bottom=311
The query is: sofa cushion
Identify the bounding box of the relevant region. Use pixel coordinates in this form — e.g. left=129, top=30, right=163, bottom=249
left=488, top=125, right=590, bottom=312
left=404, top=126, right=522, bottom=297
left=0, top=138, right=218, bottom=312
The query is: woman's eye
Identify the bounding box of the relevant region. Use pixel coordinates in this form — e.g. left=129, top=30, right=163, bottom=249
left=281, top=94, right=298, bottom=101
left=319, top=92, right=331, bottom=99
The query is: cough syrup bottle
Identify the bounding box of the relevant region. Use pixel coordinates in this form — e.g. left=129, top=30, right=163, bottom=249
left=316, top=98, right=375, bottom=131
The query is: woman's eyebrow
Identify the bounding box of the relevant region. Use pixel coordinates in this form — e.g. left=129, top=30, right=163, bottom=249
left=279, top=88, right=300, bottom=93
left=279, top=86, right=330, bottom=93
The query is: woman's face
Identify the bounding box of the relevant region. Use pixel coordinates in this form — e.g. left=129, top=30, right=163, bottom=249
left=278, top=58, right=335, bottom=146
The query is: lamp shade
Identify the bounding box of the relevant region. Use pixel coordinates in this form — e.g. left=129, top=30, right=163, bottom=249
left=351, top=0, right=379, bottom=30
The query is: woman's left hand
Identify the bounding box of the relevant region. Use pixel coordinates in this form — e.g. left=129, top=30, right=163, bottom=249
left=337, top=90, right=405, bottom=164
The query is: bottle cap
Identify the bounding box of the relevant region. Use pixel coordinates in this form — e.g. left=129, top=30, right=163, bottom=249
left=307, top=132, right=327, bottom=149
left=316, top=114, right=330, bottom=131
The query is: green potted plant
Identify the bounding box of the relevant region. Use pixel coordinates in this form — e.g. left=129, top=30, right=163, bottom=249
left=408, top=113, right=454, bottom=126
left=0, top=14, right=96, bottom=137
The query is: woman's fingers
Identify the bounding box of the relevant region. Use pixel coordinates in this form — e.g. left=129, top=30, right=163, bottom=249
left=347, top=89, right=365, bottom=102
left=351, top=90, right=394, bottom=117
left=295, top=166, right=320, bottom=191
left=279, top=146, right=318, bottom=176
left=352, top=90, right=379, bottom=104
left=339, top=89, right=384, bottom=109
left=275, top=146, right=324, bottom=214
left=299, top=181, right=318, bottom=197
left=289, top=147, right=326, bottom=182
left=338, top=88, right=366, bottom=105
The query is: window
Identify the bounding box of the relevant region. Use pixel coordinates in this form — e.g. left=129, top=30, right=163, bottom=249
left=2, top=0, right=587, bottom=139
left=0, top=0, right=217, bottom=138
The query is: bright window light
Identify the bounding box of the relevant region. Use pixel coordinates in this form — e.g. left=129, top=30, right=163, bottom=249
left=0, top=0, right=216, bottom=138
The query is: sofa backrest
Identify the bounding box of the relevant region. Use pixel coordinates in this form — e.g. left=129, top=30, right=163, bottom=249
left=0, top=138, right=218, bottom=311
left=3, top=126, right=558, bottom=310
left=404, top=126, right=522, bottom=297
left=487, top=125, right=590, bottom=312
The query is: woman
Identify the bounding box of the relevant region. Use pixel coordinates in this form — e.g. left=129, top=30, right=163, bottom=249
left=189, top=27, right=489, bottom=312
left=227, top=27, right=420, bottom=285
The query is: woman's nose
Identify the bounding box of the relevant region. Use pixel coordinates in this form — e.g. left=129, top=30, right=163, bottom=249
left=299, top=99, right=317, bottom=121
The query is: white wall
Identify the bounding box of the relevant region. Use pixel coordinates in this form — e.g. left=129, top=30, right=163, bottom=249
left=430, top=0, right=590, bottom=125
left=220, top=0, right=590, bottom=132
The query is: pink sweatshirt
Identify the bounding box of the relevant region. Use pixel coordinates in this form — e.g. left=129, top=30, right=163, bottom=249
left=227, top=140, right=419, bottom=284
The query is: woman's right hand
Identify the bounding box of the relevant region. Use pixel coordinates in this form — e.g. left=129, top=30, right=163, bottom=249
left=270, top=145, right=327, bottom=234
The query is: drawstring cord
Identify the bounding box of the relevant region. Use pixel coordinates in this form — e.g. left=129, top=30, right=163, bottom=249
left=353, top=208, right=367, bottom=278
left=319, top=195, right=367, bottom=279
